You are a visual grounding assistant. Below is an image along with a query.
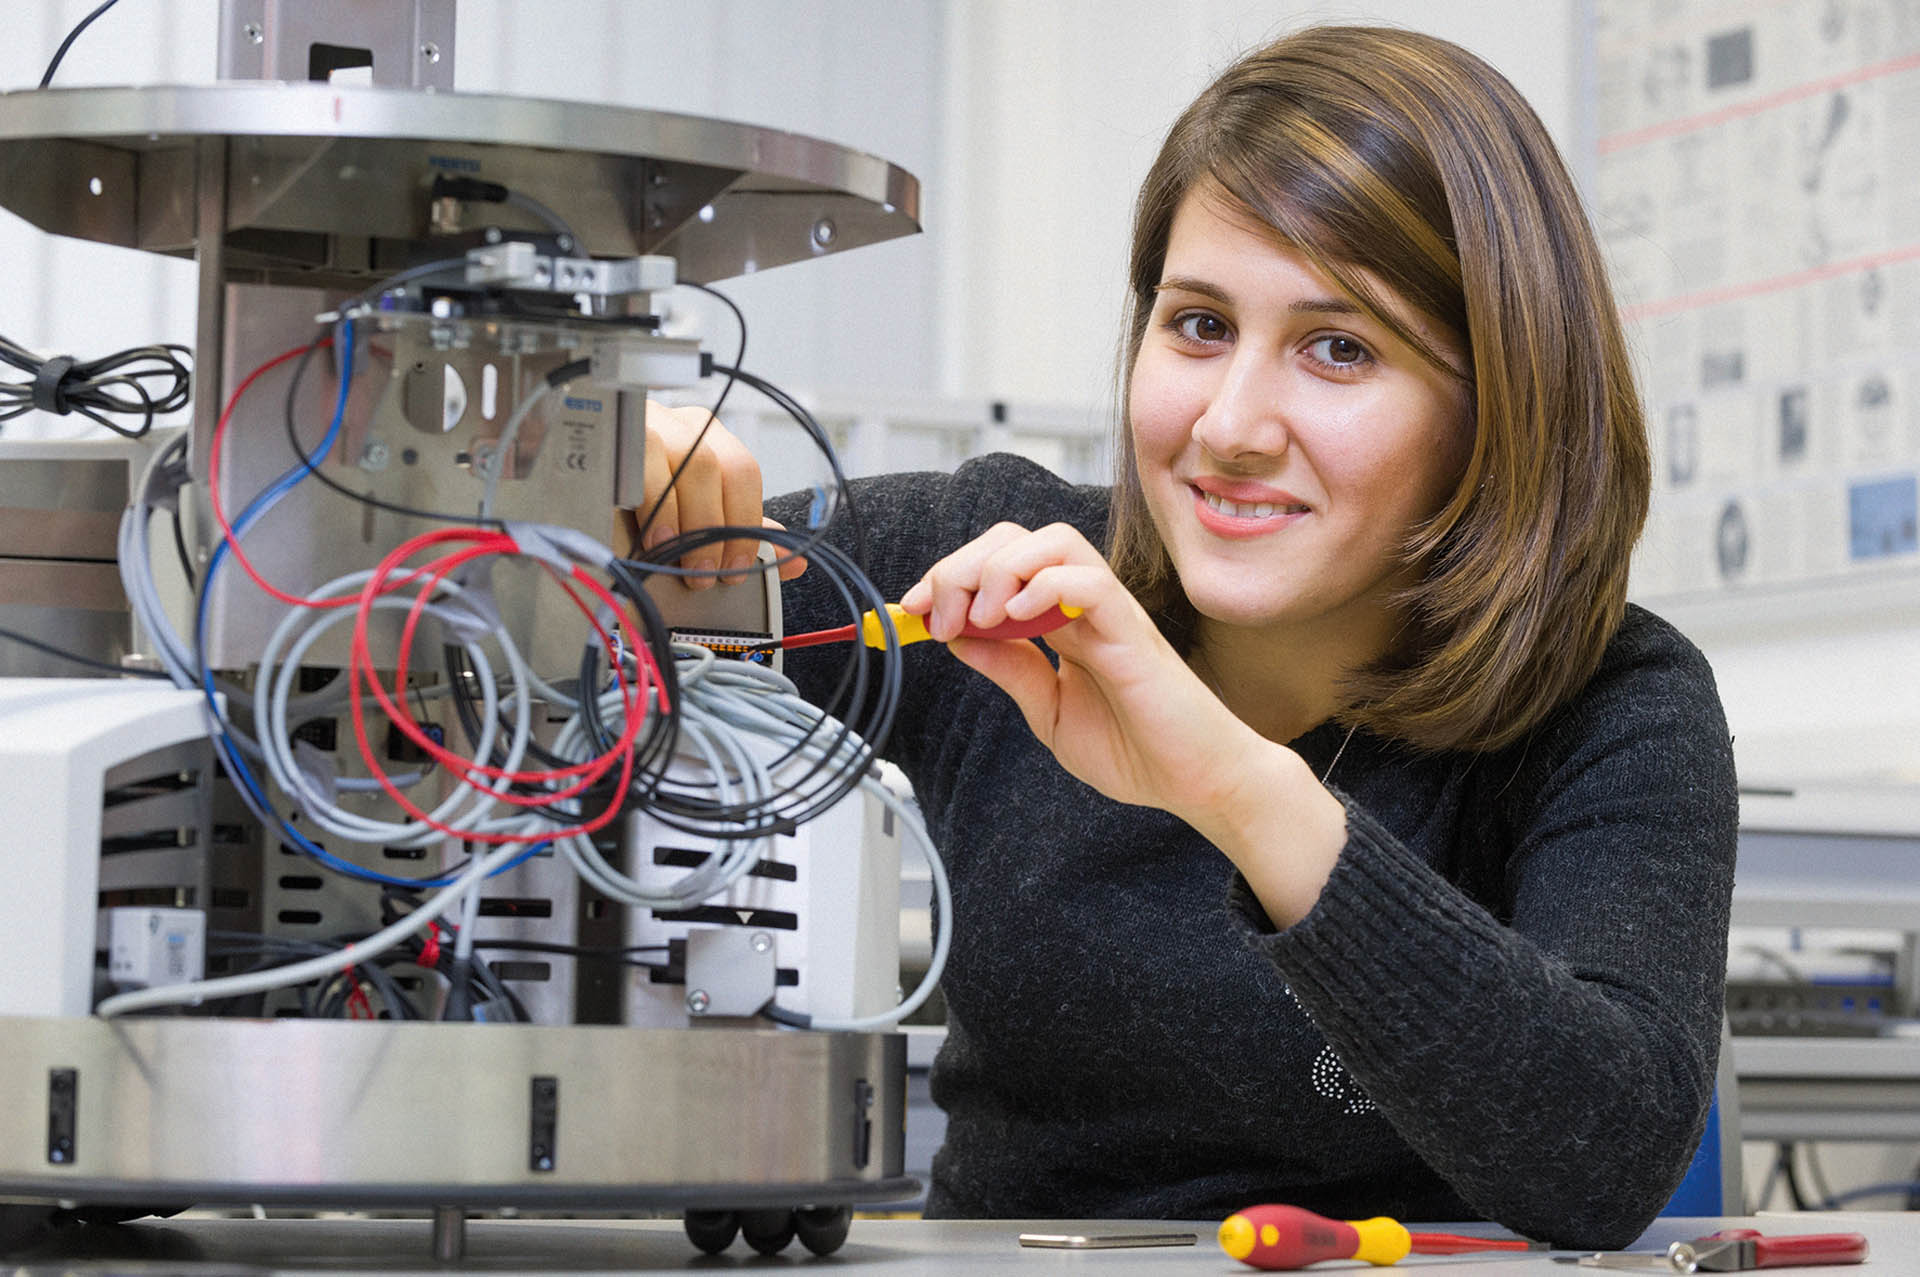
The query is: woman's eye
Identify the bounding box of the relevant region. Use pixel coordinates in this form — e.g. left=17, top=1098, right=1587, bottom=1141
left=1171, top=311, right=1230, bottom=344
left=1308, top=334, right=1371, bottom=367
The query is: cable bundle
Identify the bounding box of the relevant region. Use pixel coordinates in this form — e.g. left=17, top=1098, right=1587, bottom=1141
left=100, top=270, right=949, bottom=1028
left=0, top=332, right=190, bottom=439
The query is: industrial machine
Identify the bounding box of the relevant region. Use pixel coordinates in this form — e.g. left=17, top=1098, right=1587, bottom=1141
left=0, top=1, right=935, bottom=1260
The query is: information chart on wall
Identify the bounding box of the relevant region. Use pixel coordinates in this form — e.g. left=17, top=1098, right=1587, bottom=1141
left=1595, top=0, right=1920, bottom=601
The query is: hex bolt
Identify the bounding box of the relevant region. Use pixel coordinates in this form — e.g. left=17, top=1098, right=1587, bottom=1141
left=750, top=933, right=772, bottom=953
left=686, top=989, right=711, bottom=1015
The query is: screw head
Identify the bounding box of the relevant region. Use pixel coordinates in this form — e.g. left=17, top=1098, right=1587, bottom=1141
left=420, top=42, right=442, bottom=64
left=361, top=440, right=390, bottom=468
left=686, top=989, right=710, bottom=1015
left=242, top=22, right=264, bottom=45
left=811, top=218, right=837, bottom=248
left=750, top=932, right=772, bottom=953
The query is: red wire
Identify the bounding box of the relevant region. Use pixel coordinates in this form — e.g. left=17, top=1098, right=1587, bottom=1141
left=207, top=337, right=358, bottom=610
left=386, top=546, right=629, bottom=806
left=343, top=966, right=374, bottom=1019
left=388, top=552, right=650, bottom=788
left=343, top=528, right=651, bottom=843
left=356, top=533, right=648, bottom=789
left=417, top=924, right=442, bottom=971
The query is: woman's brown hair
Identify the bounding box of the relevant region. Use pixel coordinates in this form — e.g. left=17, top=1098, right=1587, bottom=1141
left=1109, top=25, right=1650, bottom=753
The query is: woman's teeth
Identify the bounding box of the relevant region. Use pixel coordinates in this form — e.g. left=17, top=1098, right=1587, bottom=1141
left=1203, top=493, right=1306, bottom=519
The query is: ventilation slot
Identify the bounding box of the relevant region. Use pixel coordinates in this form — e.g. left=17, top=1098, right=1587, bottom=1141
left=651, top=905, right=798, bottom=931
left=652, top=845, right=797, bottom=882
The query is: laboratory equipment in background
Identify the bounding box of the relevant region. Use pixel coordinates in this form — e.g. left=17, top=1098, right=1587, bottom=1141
left=0, top=0, right=931, bottom=1260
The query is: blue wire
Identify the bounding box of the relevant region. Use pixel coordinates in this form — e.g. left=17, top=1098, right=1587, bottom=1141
left=196, top=318, right=548, bottom=889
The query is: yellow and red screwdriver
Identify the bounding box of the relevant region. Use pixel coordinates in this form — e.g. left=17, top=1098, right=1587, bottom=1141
left=681, top=602, right=1083, bottom=658
left=1219, top=1204, right=1542, bottom=1269
left=784, top=601, right=1082, bottom=650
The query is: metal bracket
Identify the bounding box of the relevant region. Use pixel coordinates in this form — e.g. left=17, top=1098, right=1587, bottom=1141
left=218, top=0, right=456, bottom=90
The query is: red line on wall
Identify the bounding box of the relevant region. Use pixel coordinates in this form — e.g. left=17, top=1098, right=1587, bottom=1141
left=1598, top=50, right=1920, bottom=154
left=1623, top=241, right=1920, bottom=322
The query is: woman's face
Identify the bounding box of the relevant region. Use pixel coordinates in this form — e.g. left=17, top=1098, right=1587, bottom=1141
left=1128, top=188, right=1472, bottom=652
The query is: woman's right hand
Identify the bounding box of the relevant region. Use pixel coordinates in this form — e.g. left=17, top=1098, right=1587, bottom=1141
left=622, top=401, right=807, bottom=588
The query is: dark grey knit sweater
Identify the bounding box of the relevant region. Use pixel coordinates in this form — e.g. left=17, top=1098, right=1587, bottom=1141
left=768, top=454, right=1738, bottom=1249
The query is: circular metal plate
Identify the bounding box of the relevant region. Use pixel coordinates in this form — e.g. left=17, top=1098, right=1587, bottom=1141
left=0, top=84, right=921, bottom=284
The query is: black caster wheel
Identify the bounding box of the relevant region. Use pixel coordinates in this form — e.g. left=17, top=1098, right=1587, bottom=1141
left=793, top=1205, right=853, bottom=1256
left=738, top=1208, right=797, bottom=1255
left=682, top=1209, right=740, bottom=1255
left=0, top=1204, right=58, bottom=1253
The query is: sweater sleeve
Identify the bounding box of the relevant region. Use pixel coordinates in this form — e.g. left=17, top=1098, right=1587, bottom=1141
left=1232, top=615, right=1737, bottom=1249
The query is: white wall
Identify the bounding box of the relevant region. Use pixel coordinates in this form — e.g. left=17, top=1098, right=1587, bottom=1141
left=935, top=1, right=1580, bottom=409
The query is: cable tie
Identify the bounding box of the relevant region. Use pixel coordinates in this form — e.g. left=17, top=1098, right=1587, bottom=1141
left=436, top=586, right=504, bottom=647
left=502, top=521, right=612, bottom=572
left=31, top=354, right=76, bottom=414
left=291, top=737, right=341, bottom=805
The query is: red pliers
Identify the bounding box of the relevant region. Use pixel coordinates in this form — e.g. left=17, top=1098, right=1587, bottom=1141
left=1568, top=1228, right=1867, bottom=1272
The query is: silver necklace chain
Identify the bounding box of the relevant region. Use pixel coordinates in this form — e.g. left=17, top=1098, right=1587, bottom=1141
left=1321, top=722, right=1359, bottom=785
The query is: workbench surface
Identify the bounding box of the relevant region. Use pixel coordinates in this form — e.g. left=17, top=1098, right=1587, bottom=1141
left=0, top=1211, right=1908, bottom=1273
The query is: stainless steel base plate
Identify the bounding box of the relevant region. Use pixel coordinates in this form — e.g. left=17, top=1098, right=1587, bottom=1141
left=0, top=1017, right=909, bottom=1211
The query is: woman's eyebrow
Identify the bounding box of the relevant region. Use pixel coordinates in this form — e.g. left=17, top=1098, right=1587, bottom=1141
left=1153, top=275, right=1362, bottom=317
left=1153, top=275, right=1232, bottom=304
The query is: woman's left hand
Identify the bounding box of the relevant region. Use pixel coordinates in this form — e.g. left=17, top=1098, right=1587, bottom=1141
left=899, top=522, right=1346, bottom=919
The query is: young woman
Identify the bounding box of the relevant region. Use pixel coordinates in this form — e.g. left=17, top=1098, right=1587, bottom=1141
left=635, top=25, right=1736, bottom=1249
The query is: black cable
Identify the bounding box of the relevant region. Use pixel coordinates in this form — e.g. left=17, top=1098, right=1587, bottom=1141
left=467, top=938, right=670, bottom=972
left=612, top=527, right=898, bottom=835
left=628, top=282, right=749, bottom=551
left=711, top=361, right=868, bottom=569
left=38, top=0, right=121, bottom=88
left=0, top=332, right=189, bottom=439
left=169, top=502, right=197, bottom=591
left=1781, top=1142, right=1811, bottom=1211
left=0, top=624, right=167, bottom=678
left=623, top=360, right=859, bottom=589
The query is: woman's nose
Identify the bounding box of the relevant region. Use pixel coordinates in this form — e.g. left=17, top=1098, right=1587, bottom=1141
left=1190, top=353, right=1291, bottom=462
